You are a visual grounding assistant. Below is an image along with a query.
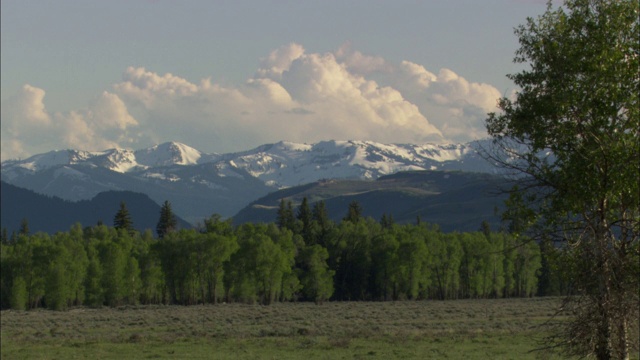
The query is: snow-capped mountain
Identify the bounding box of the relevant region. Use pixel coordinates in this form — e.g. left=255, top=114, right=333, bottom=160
left=1, top=140, right=498, bottom=223
left=1, top=141, right=211, bottom=176
left=220, top=140, right=495, bottom=188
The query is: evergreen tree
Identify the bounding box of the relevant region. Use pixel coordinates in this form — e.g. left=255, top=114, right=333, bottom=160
left=342, top=201, right=363, bottom=223
left=312, top=200, right=330, bottom=228
left=480, top=220, right=491, bottom=239
left=156, top=200, right=178, bottom=238
left=19, top=218, right=29, bottom=236
left=311, top=200, right=331, bottom=245
left=276, top=199, right=295, bottom=230
left=296, top=197, right=312, bottom=242
left=113, top=201, right=134, bottom=234
left=380, top=213, right=395, bottom=229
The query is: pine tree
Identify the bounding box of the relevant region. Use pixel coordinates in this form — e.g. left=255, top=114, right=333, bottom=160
left=312, top=200, right=330, bottom=228
left=113, top=201, right=134, bottom=234
left=156, top=200, right=178, bottom=239
left=342, top=201, right=362, bottom=223
left=311, top=200, right=331, bottom=246
left=276, top=199, right=295, bottom=230
left=19, top=218, right=29, bottom=235
left=297, top=197, right=312, bottom=242
left=380, top=213, right=395, bottom=229
left=480, top=220, right=491, bottom=239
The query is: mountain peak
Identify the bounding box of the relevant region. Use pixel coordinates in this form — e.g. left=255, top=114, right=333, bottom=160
left=135, top=142, right=203, bottom=167
left=1, top=139, right=498, bottom=222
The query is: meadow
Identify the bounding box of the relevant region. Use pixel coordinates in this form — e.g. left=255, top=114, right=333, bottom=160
left=1, top=297, right=571, bottom=359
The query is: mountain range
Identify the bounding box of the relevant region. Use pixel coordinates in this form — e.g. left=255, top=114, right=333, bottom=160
left=1, top=140, right=501, bottom=226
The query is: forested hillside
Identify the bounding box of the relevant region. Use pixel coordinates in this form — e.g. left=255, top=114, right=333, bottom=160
left=234, top=171, right=508, bottom=232
left=0, top=182, right=191, bottom=234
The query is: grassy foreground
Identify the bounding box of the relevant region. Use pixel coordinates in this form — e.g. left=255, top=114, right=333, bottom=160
left=1, top=297, right=569, bottom=359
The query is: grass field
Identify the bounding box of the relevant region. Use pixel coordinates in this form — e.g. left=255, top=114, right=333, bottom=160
left=1, top=297, right=571, bottom=359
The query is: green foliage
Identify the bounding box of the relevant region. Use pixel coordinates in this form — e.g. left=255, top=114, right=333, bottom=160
left=19, top=218, right=29, bottom=235
left=300, top=245, right=334, bottom=303
left=277, top=199, right=295, bottom=231
left=297, top=197, right=313, bottom=243
left=9, top=275, right=27, bottom=310
left=1, top=227, right=8, bottom=244
left=156, top=200, right=178, bottom=238
left=1, top=213, right=564, bottom=309
left=202, top=214, right=234, bottom=236
left=486, top=0, right=639, bottom=358
left=98, top=240, right=128, bottom=306
left=84, top=254, right=104, bottom=307
left=123, top=256, right=141, bottom=305
left=342, top=200, right=363, bottom=223
left=113, top=201, right=134, bottom=235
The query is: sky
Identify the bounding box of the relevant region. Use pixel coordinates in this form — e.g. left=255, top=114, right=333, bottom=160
left=1, top=0, right=549, bottom=161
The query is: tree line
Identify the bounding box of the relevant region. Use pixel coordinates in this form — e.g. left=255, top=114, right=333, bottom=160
left=0, top=198, right=574, bottom=310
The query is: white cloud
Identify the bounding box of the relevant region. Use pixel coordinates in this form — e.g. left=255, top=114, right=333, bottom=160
left=2, top=43, right=503, bottom=161
left=109, top=47, right=443, bottom=152
left=387, top=61, right=502, bottom=142
left=256, top=43, right=306, bottom=80
left=1, top=86, right=138, bottom=160
left=2, top=85, right=52, bottom=134
left=335, top=42, right=391, bottom=75
left=1, top=85, right=55, bottom=160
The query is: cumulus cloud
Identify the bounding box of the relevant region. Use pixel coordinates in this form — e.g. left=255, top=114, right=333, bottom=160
left=1, top=43, right=503, bottom=161
left=335, top=42, right=391, bottom=75
left=256, top=43, right=306, bottom=80
left=109, top=45, right=443, bottom=152
left=1, top=86, right=138, bottom=160
left=378, top=60, right=502, bottom=141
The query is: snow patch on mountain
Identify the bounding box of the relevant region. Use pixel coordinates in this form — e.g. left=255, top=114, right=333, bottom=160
left=220, top=140, right=491, bottom=188
left=134, top=141, right=207, bottom=167
left=1, top=139, right=496, bottom=189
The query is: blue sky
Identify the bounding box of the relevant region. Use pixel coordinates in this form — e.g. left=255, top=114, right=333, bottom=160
left=1, top=0, right=548, bottom=160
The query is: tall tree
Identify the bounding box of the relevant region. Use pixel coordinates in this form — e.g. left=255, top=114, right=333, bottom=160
left=156, top=200, right=178, bottom=239
left=276, top=199, right=295, bottom=231
left=296, top=197, right=312, bottom=242
left=18, top=218, right=29, bottom=236
left=342, top=200, right=363, bottom=223
left=2, top=228, right=9, bottom=244
left=113, top=201, right=134, bottom=235
left=300, top=244, right=334, bottom=304
left=485, top=1, right=639, bottom=358
left=311, top=200, right=332, bottom=246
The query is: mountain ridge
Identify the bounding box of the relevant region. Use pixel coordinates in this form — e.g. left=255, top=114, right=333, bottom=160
left=1, top=139, right=500, bottom=224
left=232, top=170, right=508, bottom=232
left=0, top=181, right=192, bottom=234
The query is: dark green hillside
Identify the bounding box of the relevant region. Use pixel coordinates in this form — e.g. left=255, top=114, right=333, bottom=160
left=233, top=171, right=508, bottom=232
left=0, top=181, right=191, bottom=234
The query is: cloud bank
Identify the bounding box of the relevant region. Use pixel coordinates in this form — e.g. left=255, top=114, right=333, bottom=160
left=1, top=43, right=501, bottom=161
